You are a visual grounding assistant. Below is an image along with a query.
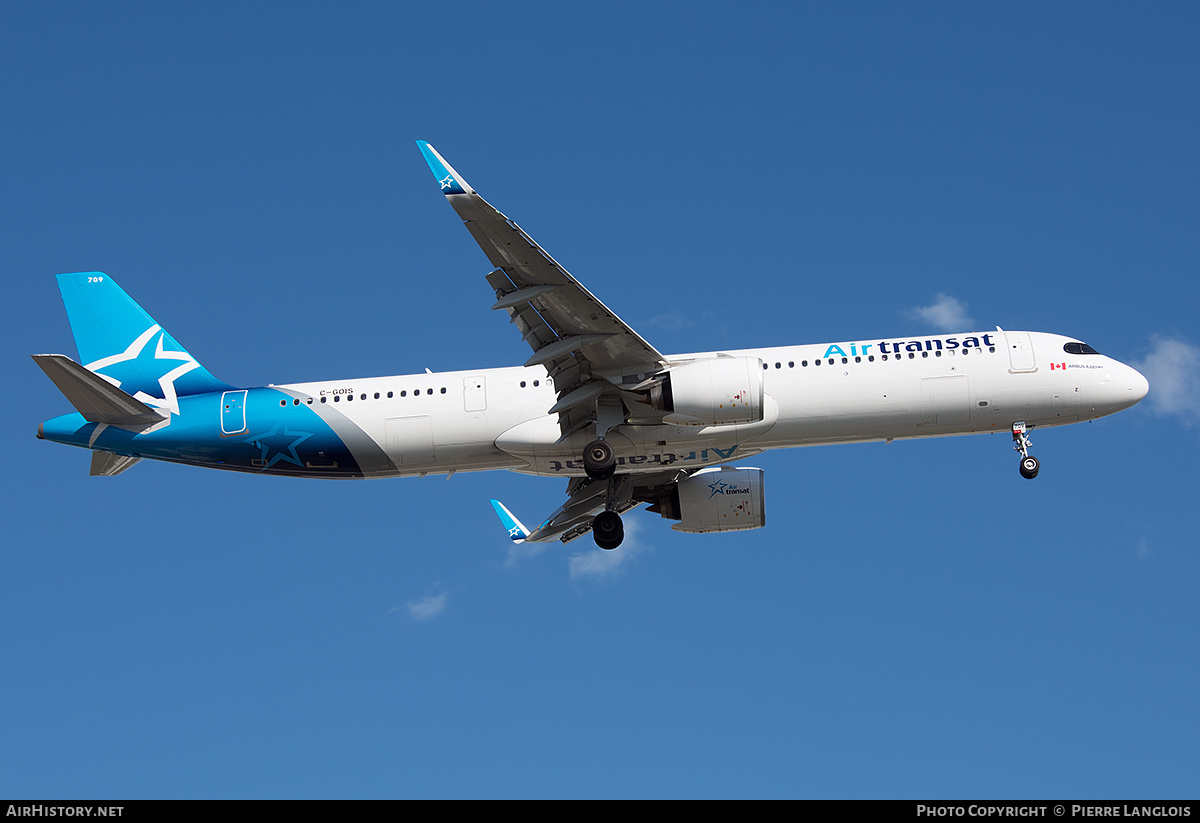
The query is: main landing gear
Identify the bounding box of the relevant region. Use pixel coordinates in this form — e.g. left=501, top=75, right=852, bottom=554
left=585, top=394, right=628, bottom=548
left=583, top=438, right=616, bottom=480
left=592, top=509, right=624, bottom=550
left=583, top=438, right=623, bottom=549
left=1012, top=421, right=1040, bottom=479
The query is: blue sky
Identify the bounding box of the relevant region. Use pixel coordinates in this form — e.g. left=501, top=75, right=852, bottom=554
left=3, top=3, right=1198, bottom=799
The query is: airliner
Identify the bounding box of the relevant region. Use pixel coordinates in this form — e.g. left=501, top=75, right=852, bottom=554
left=33, top=142, right=1150, bottom=550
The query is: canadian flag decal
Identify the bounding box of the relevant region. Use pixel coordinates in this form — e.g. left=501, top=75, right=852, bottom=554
left=1050, top=362, right=1066, bottom=370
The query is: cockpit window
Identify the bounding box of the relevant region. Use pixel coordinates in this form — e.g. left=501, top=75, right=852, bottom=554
left=1064, top=341, right=1101, bottom=355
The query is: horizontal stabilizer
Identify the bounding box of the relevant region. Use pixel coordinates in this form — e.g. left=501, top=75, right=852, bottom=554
left=90, top=451, right=141, bottom=476
left=32, top=354, right=169, bottom=432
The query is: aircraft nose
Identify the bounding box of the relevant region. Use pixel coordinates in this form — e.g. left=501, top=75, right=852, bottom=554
left=1104, top=361, right=1149, bottom=412
left=1091, top=359, right=1149, bottom=416
left=1128, top=364, right=1149, bottom=405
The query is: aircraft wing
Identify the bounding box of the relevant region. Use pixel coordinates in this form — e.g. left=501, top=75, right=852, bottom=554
left=418, top=142, right=666, bottom=434
left=494, top=475, right=638, bottom=545
left=492, top=469, right=681, bottom=545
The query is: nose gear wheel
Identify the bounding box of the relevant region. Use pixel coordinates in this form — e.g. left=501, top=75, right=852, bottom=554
left=1012, top=422, right=1039, bottom=479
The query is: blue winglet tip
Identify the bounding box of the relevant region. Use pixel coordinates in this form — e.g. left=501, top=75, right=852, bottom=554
left=416, top=140, right=467, bottom=195
left=490, top=499, right=529, bottom=543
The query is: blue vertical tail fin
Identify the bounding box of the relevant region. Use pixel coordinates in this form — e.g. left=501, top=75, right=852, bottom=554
left=55, top=272, right=233, bottom=414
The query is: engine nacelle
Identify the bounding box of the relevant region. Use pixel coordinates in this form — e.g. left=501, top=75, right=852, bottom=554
left=648, top=466, right=766, bottom=534
left=649, top=356, right=764, bottom=426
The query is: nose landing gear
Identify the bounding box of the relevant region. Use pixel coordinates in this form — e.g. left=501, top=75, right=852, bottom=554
left=1012, top=421, right=1039, bottom=479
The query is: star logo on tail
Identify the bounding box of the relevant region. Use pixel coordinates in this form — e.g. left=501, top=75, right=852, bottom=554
left=85, top=325, right=201, bottom=416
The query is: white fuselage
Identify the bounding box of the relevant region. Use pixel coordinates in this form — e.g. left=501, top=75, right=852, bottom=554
left=275, top=330, right=1149, bottom=479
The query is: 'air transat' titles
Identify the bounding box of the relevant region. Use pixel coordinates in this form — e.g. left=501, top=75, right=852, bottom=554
left=822, top=333, right=997, bottom=360
left=547, top=445, right=739, bottom=473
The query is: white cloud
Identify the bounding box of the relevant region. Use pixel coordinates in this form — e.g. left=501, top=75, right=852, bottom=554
left=568, top=546, right=627, bottom=579
left=506, top=540, right=548, bottom=567
left=1132, top=335, right=1200, bottom=427
left=906, top=293, right=974, bottom=332
left=406, top=593, right=447, bottom=621
left=568, top=518, right=647, bottom=580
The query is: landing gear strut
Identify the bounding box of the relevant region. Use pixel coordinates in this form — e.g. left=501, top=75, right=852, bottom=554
left=1012, top=421, right=1039, bottom=479
left=587, top=449, right=623, bottom=549
left=586, top=397, right=624, bottom=546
